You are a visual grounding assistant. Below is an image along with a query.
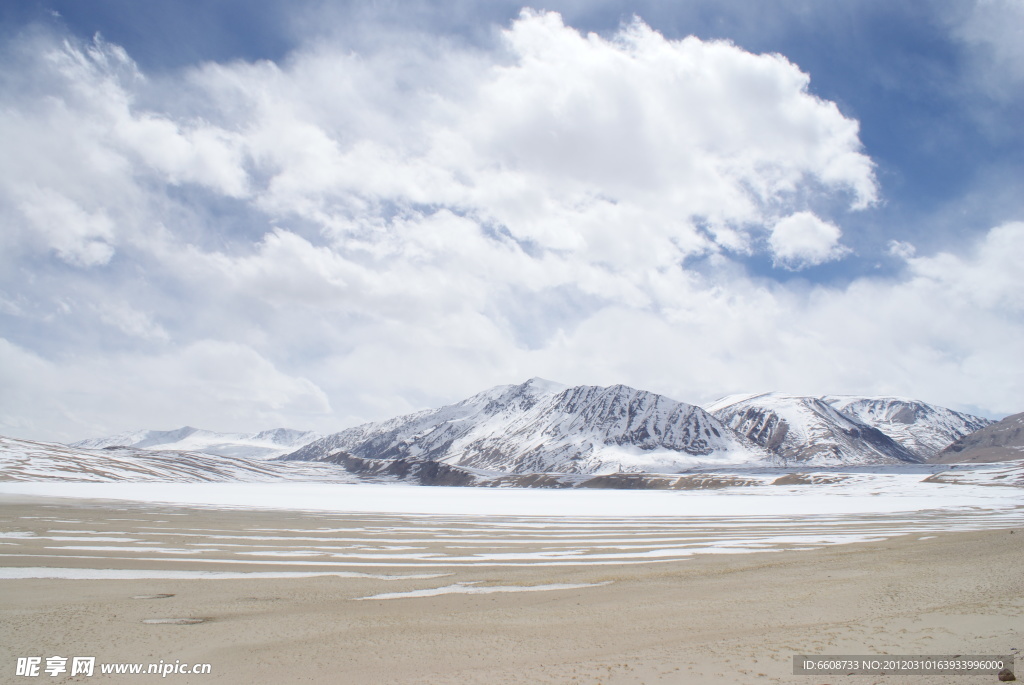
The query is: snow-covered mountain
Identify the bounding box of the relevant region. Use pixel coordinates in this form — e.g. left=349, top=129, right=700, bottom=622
left=54, top=383, right=1004, bottom=480
left=72, top=426, right=321, bottom=460
left=0, top=435, right=353, bottom=483
left=707, top=393, right=920, bottom=465
left=823, top=396, right=992, bottom=460
left=283, top=378, right=767, bottom=474
left=935, top=411, right=1024, bottom=463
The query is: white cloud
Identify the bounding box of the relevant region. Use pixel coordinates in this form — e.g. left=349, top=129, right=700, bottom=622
left=15, top=186, right=116, bottom=267
left=94, top=301, right=169, bottom=341
left=0, top=12, right=1019, bottom=440
left=903, top=220, right=1024, bottom=313
left=886, top=239, right=916, bottom=260
left=769, top=211, right=849, bottom=269
left=45, top=35, right=250, bottom=197
left=2, top=15, right=875, bottom=270
left=526, top=222, right=1024, bottom=416
left=0, top=338, right=332, bottom=442
left=0, top=31, right=250, bottom=276
left=185, top=9, right=876, bottom=262
left=952, top=0, right=1024, bottom=92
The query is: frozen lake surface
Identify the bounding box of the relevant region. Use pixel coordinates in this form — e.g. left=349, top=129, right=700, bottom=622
left=1, top=463, right=1022, bottom=517
left=4, top=505, right=1021, bottom=576
left=1, top=465, right=1021, bottom=578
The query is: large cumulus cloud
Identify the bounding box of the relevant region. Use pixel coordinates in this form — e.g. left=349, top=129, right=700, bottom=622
left=0, top=10, right=1018, bottom=440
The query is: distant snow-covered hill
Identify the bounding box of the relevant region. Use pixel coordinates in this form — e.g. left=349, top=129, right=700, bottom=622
left=283, top=378, right=767, bottom=474
left=72, top=426, right=321, bottom=460
left=707, top=393, right=920, bottom=465
left=823, top=396, right=992, bottom=460
left=0, top=436, right=353, bottom=483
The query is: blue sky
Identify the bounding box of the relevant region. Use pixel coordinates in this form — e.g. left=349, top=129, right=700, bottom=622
left=1, top=0, right=1021, bottom=440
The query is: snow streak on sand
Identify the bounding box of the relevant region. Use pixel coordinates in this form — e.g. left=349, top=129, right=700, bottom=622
left=0, top=568, right=450, bottom=580
left=353, top=580, right=613, bottom=600
left=1, top=510, right=1019, bottom=573
left=1, top=505, right=1021, bottom=573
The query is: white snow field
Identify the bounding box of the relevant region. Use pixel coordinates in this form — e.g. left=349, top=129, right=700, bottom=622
left=1, top=463, right=1021, bottom=577
left=1, top=462, right=1021, bottom=516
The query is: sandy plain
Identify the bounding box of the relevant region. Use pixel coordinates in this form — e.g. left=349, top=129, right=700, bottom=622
left=1, top=495, right=1021, bottom=685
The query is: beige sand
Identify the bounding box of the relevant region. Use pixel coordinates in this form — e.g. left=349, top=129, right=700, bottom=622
left=1, top=496, right=1021, bottom=684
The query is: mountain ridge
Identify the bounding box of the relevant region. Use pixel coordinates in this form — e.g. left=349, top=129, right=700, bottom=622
left=283, top=378, right=766, bottom=474
left=68, top=381, right=1001, bottom=473
left=72, top=426, right=322, bottom=460
left=707, top=392, right=921, bottom=465
left=823, top=396, right=992, bottom=460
